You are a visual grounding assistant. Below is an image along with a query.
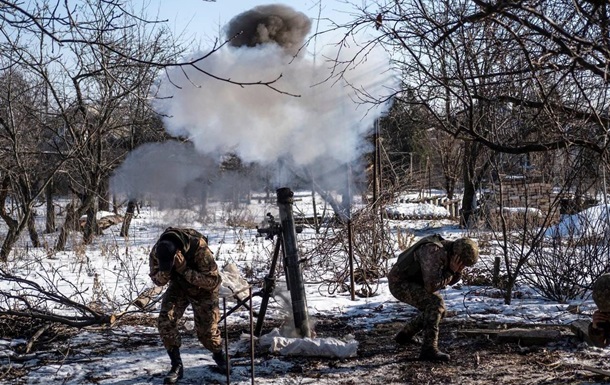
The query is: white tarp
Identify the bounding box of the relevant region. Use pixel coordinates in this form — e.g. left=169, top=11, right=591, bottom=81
left=258, top=328, right=358, bottom=359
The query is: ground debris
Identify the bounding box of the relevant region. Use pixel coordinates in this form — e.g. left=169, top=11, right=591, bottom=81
left=2, top=314, right=609, bottom=384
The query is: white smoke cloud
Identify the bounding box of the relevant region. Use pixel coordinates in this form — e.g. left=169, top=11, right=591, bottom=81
left=155, top=35, right=397, bottom=167
left=112, top=5, right=398, bottom=205
left=110, top=142, right=215, bottom=204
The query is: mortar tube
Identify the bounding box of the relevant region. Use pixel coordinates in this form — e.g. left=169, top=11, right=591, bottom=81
left=276, top=187, right=312, bottom=338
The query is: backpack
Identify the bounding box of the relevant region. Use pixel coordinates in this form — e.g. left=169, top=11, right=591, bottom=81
left=173, top=227, right=207, bottom=244
left=395, top=234, right=445, bottom=277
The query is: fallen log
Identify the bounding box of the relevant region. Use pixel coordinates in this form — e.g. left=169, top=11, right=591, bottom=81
left=458, top=326, right=569, bottom=346
left=580, top=365, right=610, bottom=377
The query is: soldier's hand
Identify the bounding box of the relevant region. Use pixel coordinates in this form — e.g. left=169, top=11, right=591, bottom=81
left=449, top=254, right=465, bottom=274
left=174, top=251, right=187, bottom=274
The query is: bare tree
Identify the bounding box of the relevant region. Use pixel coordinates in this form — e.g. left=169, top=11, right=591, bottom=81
left=0, top=0, right=284, bottom=90
left=0, top=1, right=187, bottom=255
left=334, top=0, right=610, bottom=222
left=0, top=65, right=60, bottom=260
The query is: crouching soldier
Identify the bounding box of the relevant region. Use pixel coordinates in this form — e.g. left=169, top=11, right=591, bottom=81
left=589, top=273, right=610, bottom=348
left=149, top=227, right=230, bottom=384
left=388, top=235, right=479, bottom=362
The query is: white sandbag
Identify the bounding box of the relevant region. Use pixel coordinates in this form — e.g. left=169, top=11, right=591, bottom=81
left=219, top=263, right=250, bottom=300
left=258, top=328, right=358, bottom=359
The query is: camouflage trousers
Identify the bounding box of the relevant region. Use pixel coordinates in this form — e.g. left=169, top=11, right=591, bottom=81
left=158, top=281, right=222, bottom=353
left=388, top=272, right=446, bottom=348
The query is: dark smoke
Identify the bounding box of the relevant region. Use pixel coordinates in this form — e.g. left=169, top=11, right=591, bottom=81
left=225, top=4, right=312, bottom=55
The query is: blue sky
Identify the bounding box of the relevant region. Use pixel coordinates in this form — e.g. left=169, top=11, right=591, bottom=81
left=142, top=0, right=355, bottom=46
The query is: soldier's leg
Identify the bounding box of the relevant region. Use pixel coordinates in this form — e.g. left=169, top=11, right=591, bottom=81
left=158, top=283, right=190, bottom=384
left=158, top=282, right=190, bottom=350
left=190, top=291, right=229, bottom=372
left=388, top=279, right=427, bottom=344
left=190, top=291, right=222, bottom=352
left=418, top=292, right=449, bottom=361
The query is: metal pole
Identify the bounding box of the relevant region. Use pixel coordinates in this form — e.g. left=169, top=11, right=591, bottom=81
left=373, top=119, right=379, bottom=207
left=276, top=187, right=311, bottom=338
left=348, top=218, right=355, bottom=301
left=346, top=164, right=355, bottom=301
left=223, top=297, right=230, bottom=384
left=311, top=181, right=319, bottom=234
left=249, top=286, right=255, bottom=385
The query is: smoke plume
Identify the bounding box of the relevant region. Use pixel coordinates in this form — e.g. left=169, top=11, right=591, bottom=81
left=111, top=142, right=216, bottom=207
left=226, top=4, right=312, bottom=56
left=156, top=5, right=395, bottom=165
left=113, top=4, right=397, bottom=204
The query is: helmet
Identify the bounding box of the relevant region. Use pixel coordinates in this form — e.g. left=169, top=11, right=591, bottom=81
left=592, top=273, right=610, bottom=312
left=453, top=238, right=479, bottom=266
left=156, top=240, right=177, bottom=271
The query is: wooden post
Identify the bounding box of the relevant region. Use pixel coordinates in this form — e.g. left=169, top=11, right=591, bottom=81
left=493, top=256, right=501, bottom=287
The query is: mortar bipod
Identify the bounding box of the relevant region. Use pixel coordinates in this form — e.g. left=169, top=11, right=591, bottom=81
left=218, top=230, right=284, bottom=337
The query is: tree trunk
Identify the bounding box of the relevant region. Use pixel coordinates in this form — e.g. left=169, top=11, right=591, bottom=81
left=45, top=181, right=55, bottom=233
left=0, top=176, right=21, bottom=261
left=460, top=142, right=479, bottom=227
left=445, top=177, right=456, bottom=200
left=120, top=200, right=136, bottom=237
left=27, top=210, right=40, bottom=248
left=99, top=178, right=110, bottom=211
left=0, top=228, right=19, bottom=262
left=55, top=201, right=82, bottom=251
left=112, top=194, right=119, bottom=214
left=0, top=210, right=32, bottom=261
left=83, top=197, right=100, bottom=244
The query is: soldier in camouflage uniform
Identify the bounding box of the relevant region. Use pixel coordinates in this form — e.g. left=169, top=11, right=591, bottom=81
left=388, top=234, right=479, bottom=362
left=588, top=273, right=610, bottom=348
left=149, top=227, right=229, bottom=384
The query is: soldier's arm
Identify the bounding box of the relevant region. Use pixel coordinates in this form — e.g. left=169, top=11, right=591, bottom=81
left=148, top=246, right=170, bottom=286
left=180, top=239, right=221, bottom=291
left=446, top=254, right=465, bottom=285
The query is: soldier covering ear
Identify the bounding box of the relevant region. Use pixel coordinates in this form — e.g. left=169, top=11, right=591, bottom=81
left=388, top=235, right=479, bottom=362
left=148, top=227, right=229, bottom=384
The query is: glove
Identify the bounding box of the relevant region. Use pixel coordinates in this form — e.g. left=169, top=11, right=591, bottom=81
left=174, top=251, right=187, bottom=274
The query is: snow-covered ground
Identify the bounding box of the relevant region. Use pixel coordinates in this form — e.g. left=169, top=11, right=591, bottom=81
left=0, top=192, right=608, bottom=384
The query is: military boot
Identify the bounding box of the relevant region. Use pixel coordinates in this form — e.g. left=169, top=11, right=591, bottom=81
left=395, top=316, right=424, bottom=345
left=164, top=347, right=184, bottom=384
left=419, top=324, right=450, bottom=362
left=212, top=350, right=231, bottom=374
left=419, top=346, right=450, bottom=362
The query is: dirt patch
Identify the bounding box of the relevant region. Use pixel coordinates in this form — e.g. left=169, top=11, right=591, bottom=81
left=248, top=315, right=610, bottom=385
left=3, top=314, right=610, bottom=384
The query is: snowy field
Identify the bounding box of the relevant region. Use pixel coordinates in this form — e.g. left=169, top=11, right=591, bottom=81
left=1, top=191, right=609, bottom=385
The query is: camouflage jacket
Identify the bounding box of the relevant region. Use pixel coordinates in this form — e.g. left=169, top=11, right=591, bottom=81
left=149, top=227, right=221, bottom=292
left=390, top=240, right=461, bottom=294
